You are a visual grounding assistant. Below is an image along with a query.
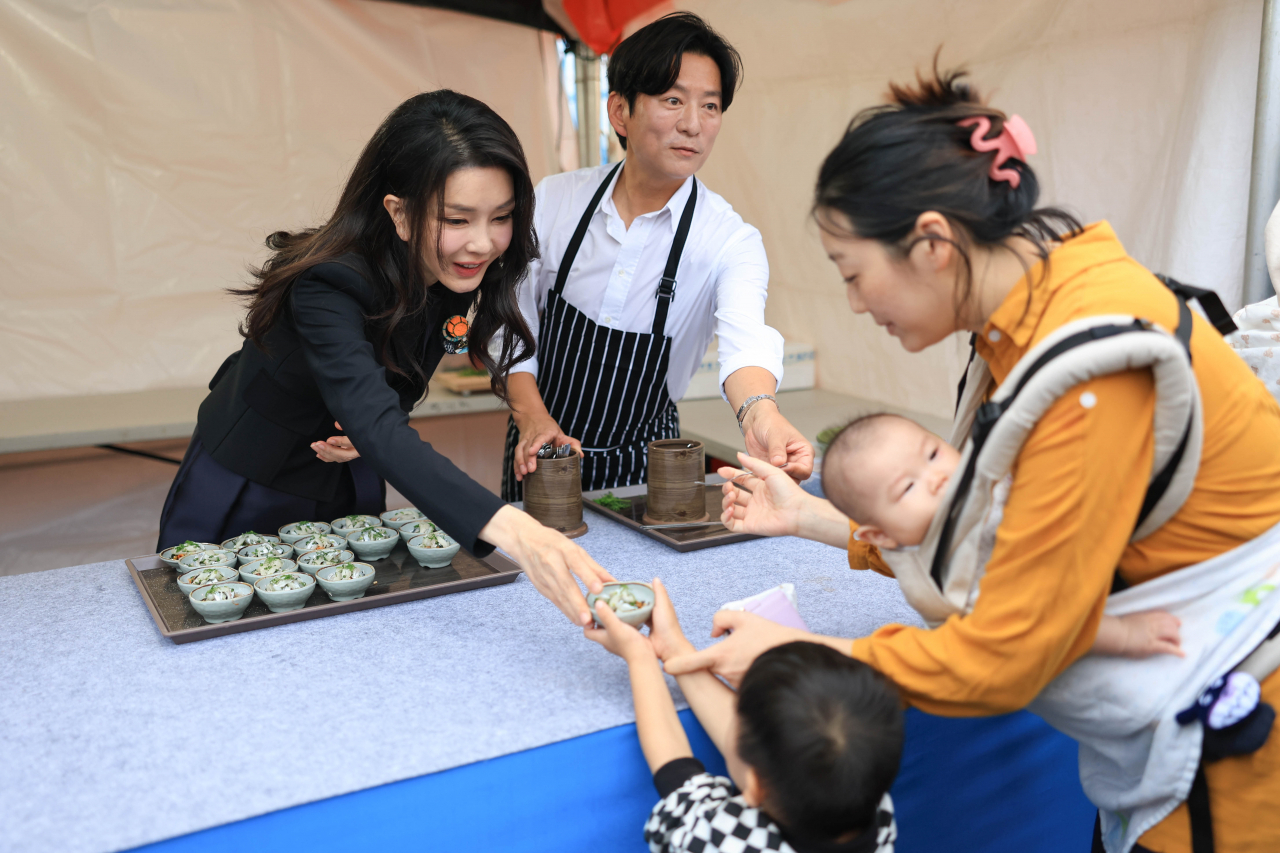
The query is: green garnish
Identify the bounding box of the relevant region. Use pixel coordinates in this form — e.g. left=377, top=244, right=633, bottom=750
left=457, top=367, right=488, bottom=377
left=593, top=492, right=631, bottom=512
left=816, top=426, right=840, bottom=447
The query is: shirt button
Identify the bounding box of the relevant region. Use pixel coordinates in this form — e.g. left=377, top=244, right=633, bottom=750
left=603, top=315, right=613, bottom=325
left=988, top=330, right=1002, bottom=342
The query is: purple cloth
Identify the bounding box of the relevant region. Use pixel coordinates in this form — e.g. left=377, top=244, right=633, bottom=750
left=741, top=587, right=809, bottom=632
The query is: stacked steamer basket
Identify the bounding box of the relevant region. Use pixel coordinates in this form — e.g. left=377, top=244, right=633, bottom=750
left=522, top=452, right=588, bottom=539
left=643, top=439, right=709, bottom=525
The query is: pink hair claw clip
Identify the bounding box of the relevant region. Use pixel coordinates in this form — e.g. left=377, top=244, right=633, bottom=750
left=958, top=114, right=1037, bottom=188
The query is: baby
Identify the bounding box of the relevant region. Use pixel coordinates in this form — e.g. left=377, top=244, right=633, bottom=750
left=821, top=413, right=1182, bottom=659
left=587, top=580, right=901, bottom=853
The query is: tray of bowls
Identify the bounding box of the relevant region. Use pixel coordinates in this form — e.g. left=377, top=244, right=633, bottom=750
left=578, top=440, right=759, bottom=553
left=131, top=508, right=520, bottom=644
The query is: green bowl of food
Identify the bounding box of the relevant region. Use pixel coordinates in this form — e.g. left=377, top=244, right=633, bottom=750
left=293, top=533, right=348, bottom=554
left=220, top=531, right=280, bottom=552
left=253, top=572, right=316, bottom=613
left=398, top=518, right=441, bottom=544
left=296, top=548, right=355, bottom=575
left=380, top=507, right=426, bottom=530
left=240, top=556, right=297, bottom=590
left=315, top=562, right=377, bottom=602
left=189, top=582, right=254, bottom=623
left=278, top=520, right=330, bottom=546
left=178, top=549, right=238, bottom=572
left=236, top=541, right=294, bottom=566
left=587, top=582, right=654, bottom=628
left=347, top=526, right=398, bottom=561
left=406, top=531, right=459, bottom=568
left=160, top=541, right=219, bottom=570
left=331, top=514, right=382, bottom=539
left=177, top=565, right=241, bottom=598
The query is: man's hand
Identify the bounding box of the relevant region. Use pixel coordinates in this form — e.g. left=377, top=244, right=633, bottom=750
left=512, top=411, right=581, bottom=482
left=311, top=422, right=360, bottom=463
left=479, top=505, right=615, bottom=626
left=741, top=401, right=814, bottom=482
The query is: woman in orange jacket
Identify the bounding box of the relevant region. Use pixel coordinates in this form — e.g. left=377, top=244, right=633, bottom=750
left=664, top=69, right=1280, bottom=853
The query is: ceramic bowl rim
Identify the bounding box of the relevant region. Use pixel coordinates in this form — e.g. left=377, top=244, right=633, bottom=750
left=348, top=526, right=398, bottom=544
left=220, top=534, right=281, bottom=550
left=161, top=542, right=219, bottom=560
left=381, top=507, right=426, bottom=522
left=331, top=515, right=382, bottom=531
left=315, top=562, right=376, bottom=583
left=241, top=557, right=299, bottom=580
left=294, top=534, right=349, bottom=552
left=253, top=572, right=316, bottom=594
left=178, top=566, right=240, bottom=587
left=278, top=521, right=331, bottom=537
left=178, top=549, right=237, bottom=569
left=189, top=581, right=253, bottom=603
left=297, top=548, right=355, bottom=566
left=588, top=581, right=656, bottom=613
left=408, top=533, right=459, bottom=550
left=237, top=542, right=292, bottom=558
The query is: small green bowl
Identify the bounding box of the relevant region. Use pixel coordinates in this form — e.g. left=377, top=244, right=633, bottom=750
left=177, top=565, right=241, bottom=598
left=220, top=532, right=280, bottom=552
left=296, top=548, right=356, bottom=575
left=189, top=583, right=254, bottom=623
left=253, top=572, right=316, bottom=613
left=293, top=533, right=349, bottom=554
left=398, top=519, right=442, bottom=544
left=380, top=508, right=426, bottom=530
left=178, top=549, right=238, bottom=572
left=159, top=542, right=219, bottom=570
left=346, top=527, right=399, bottom=561
left=315, top=562, right=377, bottom=602
left=240, top=557, right=299, bottom=590
left=236, top=541, right=294, bottom=566
left=278, top=521, right=331, bottom=546
left=407, top=532, right=459, bottom=568
left=587, top=582, right=655, bottom=628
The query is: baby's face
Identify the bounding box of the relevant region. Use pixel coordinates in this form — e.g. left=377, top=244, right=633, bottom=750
left=849, top=419, right=960, bottom=548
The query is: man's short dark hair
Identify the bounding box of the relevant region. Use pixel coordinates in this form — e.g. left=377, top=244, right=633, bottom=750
left=606, top=12, right=742, bottom=150
left=737, top=642, right=903, bottom=843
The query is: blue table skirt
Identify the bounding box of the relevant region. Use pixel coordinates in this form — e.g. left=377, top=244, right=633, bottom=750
left=132, top=708, right=1094, bottom=853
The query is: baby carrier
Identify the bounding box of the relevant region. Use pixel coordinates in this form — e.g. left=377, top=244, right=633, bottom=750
left=878, top=278, right=1280, bottom=853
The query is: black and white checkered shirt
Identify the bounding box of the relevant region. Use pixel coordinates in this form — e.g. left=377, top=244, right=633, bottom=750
left=644, top=758, right=896, bottom=853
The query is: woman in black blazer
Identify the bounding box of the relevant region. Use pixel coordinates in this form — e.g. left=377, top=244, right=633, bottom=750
left=159, top=91, right=613, bottom=626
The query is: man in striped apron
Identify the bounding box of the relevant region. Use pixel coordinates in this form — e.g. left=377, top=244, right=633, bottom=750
left=500, top=13, right=811, bottom=500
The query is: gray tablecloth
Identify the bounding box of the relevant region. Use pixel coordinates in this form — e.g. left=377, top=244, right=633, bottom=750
left=0, top=512, right=922, bottom=853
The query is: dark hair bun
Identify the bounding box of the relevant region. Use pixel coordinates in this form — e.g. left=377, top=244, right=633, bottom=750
left=887, top=64, right=981, bottom=110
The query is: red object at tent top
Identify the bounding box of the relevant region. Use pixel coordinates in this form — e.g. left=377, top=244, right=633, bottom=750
left=563, top=0, right=668, bottom=55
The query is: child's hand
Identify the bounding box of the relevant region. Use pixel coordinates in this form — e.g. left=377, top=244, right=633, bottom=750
left=1121, top=610, right=1184, bottom=658
left=647, top=578, right=696, bottom=664
left=584, top=599, right=654, bottom=662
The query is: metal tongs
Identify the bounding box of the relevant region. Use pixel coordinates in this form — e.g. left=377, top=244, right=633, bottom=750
left=537, top=443, right=575, bottom=459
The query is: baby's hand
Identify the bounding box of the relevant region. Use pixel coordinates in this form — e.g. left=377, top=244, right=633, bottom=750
left=1115, top=610, right=1184, bottom=659
left=647, top=578, right=696, bottom=664
left=584, top=599, right=654, bottom=662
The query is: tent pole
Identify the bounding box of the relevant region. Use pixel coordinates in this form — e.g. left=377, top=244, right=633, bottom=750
left=575, top=43, right=601, bottom=168
left=1245, top=0, right=1280, bottom=303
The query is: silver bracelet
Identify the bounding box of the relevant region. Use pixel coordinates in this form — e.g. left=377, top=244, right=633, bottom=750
left=736, top=394, right=778, bottom=430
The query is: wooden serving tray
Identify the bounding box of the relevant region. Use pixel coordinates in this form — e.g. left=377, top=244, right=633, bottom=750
left=582, top=476, right=760, bottom=552
left=128, top=542, right=521, bottom=644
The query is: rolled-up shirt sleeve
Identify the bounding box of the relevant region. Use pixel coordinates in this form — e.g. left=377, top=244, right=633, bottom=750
left=712, top=225, right=784, bottom=401
left=292, top=273, right=505, bottom=555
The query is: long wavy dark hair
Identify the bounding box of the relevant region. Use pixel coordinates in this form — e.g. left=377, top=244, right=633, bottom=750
left=232, top=90, right=536, bottom=401
left=814, top=60, right=1083, bottom=320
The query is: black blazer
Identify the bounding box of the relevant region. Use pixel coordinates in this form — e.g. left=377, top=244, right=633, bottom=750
left=197, top=254, right=504, bottom=554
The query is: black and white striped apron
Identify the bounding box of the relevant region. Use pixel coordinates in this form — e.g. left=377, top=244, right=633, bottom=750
left=502, top=162, right=697, bottom=501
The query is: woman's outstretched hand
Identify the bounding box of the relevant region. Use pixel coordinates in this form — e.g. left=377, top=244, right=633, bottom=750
left=312, top=422, right=361, bottom=463
left=663, top=609, right=814, bottom=688
left=479, top=504, right=614, bottom=626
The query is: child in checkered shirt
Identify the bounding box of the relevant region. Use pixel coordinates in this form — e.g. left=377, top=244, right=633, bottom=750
left=586, top=579, right=902, bottom=853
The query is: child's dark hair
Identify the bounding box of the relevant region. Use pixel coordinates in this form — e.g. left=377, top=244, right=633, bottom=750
left=606, top=12, right=742, bottom=150
left=813, top=58, right=1082, bottom=320
left=737, top=642, right=903, bottom=842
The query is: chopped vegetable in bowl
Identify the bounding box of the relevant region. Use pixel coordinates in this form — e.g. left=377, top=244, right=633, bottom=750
left=298, top=534, right=345, bottom=551
left=170, top=540, right=208, bottom=560
left=302, top=548, right=347, bottom=567
left=403, top=520, right=440, bottom=536
left=289, top=521, right=320, bottom=534
left=241, top=543, right=282, bottom=559
left=201, top=585, right=245, bottom=601
left=328, top=563, right=369, bottom=581
left=264, top=574, right=310, bottom=592
left=225, top=531, right=269, bottom=549
left=604, top=585, right=643, bottom=614
left=251, top=557, right=285, bottom=577
left=187, top=550, right=234, bottom=567
left=386, top=508, right=425, bottom=522
left=338, top=514, right=378, bottom=531
left=354, top=527, right=393, bottom=542
left=417, top=532, right=452, bottom=549
left=185, top=568, right=228, bottom=587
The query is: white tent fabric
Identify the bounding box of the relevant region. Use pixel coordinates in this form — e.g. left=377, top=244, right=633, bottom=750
left=0, top=0, right=562, bottom=404
left=0, top=0, right=1264, bottom=424
left=687, top=0, right=1262, bottom=420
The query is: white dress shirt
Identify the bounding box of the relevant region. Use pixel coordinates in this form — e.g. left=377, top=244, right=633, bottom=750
left=501, top=161, right=784, bottom=403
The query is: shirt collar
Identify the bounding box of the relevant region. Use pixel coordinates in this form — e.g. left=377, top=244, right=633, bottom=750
left=977, top=220, right=1130, bottom=361
left=598, top=160, right=696, bottom=233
